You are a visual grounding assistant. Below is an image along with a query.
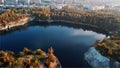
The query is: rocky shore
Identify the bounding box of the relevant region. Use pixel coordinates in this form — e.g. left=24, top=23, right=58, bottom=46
left=0, top=17, right=34, bottom=31
left=85, top=47, right=120, bottom=68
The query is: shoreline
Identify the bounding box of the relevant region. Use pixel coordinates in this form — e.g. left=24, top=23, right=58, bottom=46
left=0, top=19, right=119, bottom=39
left=0, top=18, right=119, bottom=34
left=0, top=17, right=34, bottom=31
left=38, top=19, right=118, bottom=35
left=48, top=20, right=99, bottom=28
left=47, top=20, right=120, bottom=38
left=0, top=17, right=119, bottom=38
left=0, top=19, right=102, bottom=32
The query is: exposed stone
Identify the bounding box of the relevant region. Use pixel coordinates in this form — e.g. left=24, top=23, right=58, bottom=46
left=84, top=47, right=120, bottom=68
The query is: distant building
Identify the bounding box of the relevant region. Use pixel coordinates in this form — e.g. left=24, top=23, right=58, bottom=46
left=41, top=0, right=52, bottom=3
left=50, top=4, right=66, bottom=9
left=27, top=0, right=30, bottom=4
left=20, top=0, right=42, bottom=5
left=0, top=0, right=4, bottom=4
left=30, top=0, right=41, bottom=4
left=111, top=6, right=120, bottom=11
left=12, top=0, right=18, bottom=3
left=19, top=0, right=30, bottom=4
left=64, top=0, right=72, bottom=4
left=55, top=0, right=64, bottom=4
left=5, top=0, right=18, bottom=4
left=83, top=5, right=105, bottom=10
left=72, top=0, right=81, bottom=3
left=53, top=0, right=56, bottom=3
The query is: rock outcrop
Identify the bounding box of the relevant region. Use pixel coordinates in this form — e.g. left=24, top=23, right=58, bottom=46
left=84, top=47, right=120, bottom=68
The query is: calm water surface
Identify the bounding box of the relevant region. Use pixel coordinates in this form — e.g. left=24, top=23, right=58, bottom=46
left=0, top=22, right=107, bottom=67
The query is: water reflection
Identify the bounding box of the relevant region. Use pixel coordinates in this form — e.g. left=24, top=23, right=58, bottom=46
left=71, top=29, right=106, bottom=41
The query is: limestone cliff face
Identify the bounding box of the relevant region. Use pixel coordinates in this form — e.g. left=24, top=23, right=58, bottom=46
left=84, top=47, right=120, bottom=68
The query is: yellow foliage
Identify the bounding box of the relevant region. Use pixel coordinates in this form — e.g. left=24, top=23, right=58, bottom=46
left=101, top=43, right=108, bottom=48
left=49, top=62, right=55, bottom=68
left=108, top=49, right=112, bottom=55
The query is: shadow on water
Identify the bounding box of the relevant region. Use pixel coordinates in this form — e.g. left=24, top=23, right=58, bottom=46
left=0, top=20, right=109, bottom=36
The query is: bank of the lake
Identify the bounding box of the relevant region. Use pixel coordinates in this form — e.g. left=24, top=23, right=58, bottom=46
left=0, top=17, right=34, bottom=31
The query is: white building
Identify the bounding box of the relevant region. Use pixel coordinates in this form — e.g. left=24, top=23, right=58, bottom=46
left=26, top=0, right=30, bottom=4
left=12, top=0, right=18, bottom=3
left=83, top=5, right=105, bottom=10
left=55, top=0, right=64, bottom=4
left=30, top=0, right=41, bottom=4
left=50, top=4, right=66, bottom=9
left=4, top=0, right=18, bottom=4
left=21, top=0, right=30, bottom=4
left=111, top=6, right=120, bottom=11
left=0, top=0, right=4, bottom=4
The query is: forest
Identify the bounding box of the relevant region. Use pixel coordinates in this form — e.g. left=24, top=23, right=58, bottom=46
left=0, top=47, right=60, bottom=68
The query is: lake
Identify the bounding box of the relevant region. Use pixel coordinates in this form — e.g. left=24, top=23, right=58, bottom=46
left=0, top=21, right=108, bottom=67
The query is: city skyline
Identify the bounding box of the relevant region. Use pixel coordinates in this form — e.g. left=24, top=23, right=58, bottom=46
left=1, top=0, right=120, bottom=4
